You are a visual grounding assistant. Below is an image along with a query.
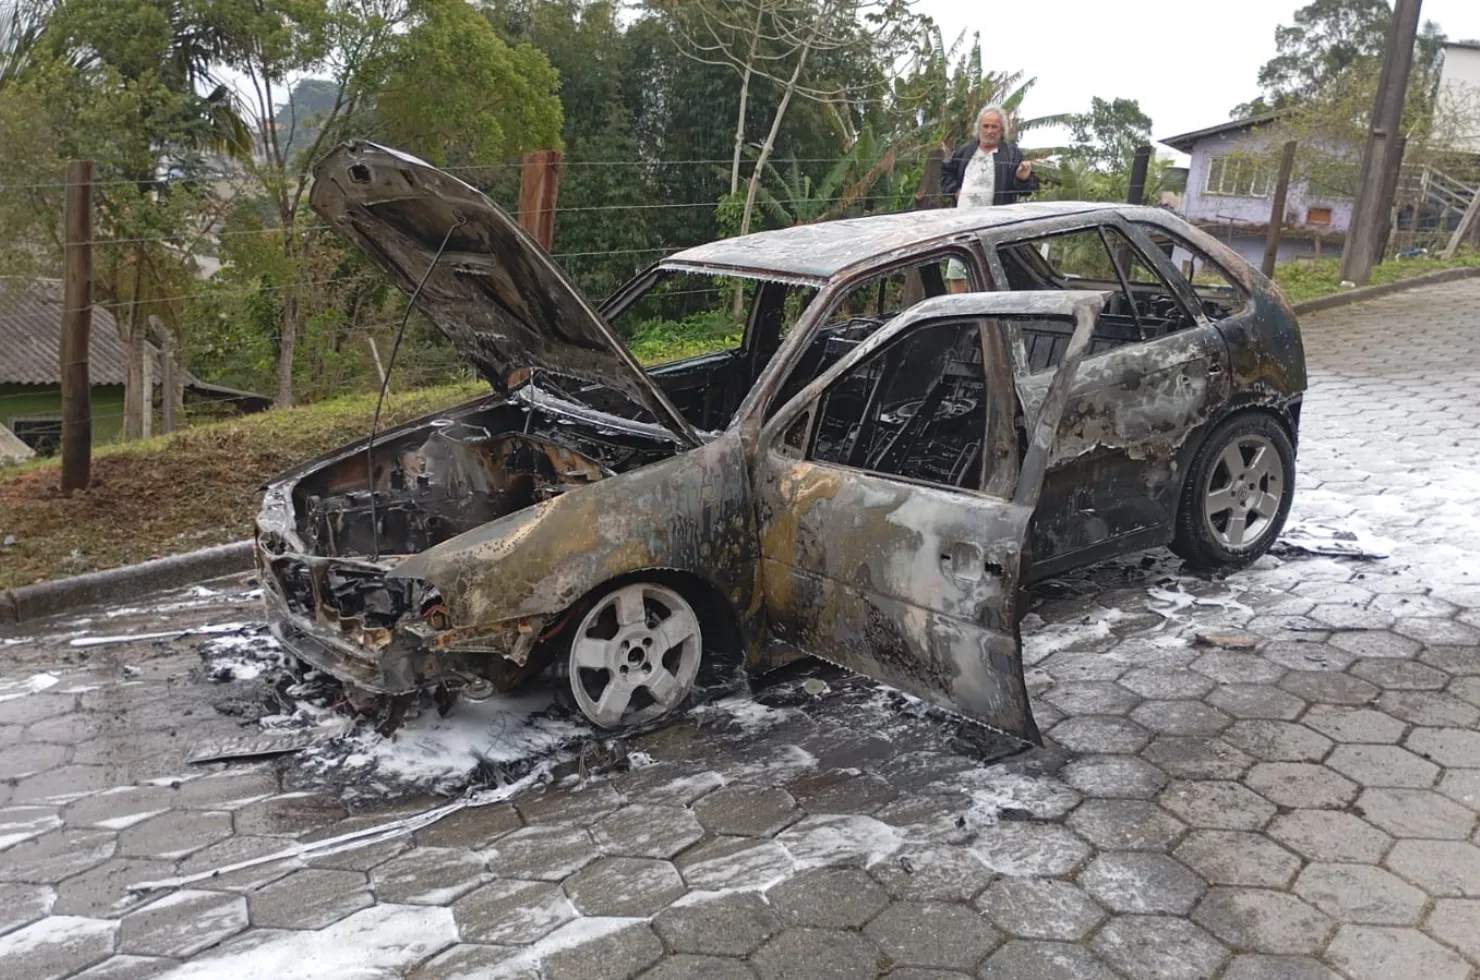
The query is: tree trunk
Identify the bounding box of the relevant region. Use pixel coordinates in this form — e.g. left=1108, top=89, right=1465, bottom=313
left=729, top=5, right=765, bottom=197
left=276, top=290, right=298, bottom=408
left=740, top=34, right=813, bottom=238
left=730, top=56, right=756, bottom=320
left=730, top=67, right=751, bottom=196
left=275, top=225, right=303, bottom=408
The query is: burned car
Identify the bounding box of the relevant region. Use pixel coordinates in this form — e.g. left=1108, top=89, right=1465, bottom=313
left=254, top=142, right=1305, bottom=743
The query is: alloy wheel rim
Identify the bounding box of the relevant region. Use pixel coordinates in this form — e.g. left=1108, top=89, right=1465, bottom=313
left=569, top=583, right=702, bottom=729
left=1203, top=434, right=1284, bottom=550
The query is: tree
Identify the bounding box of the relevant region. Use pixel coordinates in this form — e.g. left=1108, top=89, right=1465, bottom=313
left=1, top=0, right=52, bottom=89
left=887, top=27, right=1070, bottom=157
left=1256, top=0, right=1391, bottom=104
left=742, top=126, right=894, bottom=229
left=375, top=0, right=562, bottom=168
left=1234, top=0, right=1447, bottom=116
left=9, top=0, right=251, bottom=438
left=659, top=0, right=924, bottom=240
left=221, top=0, right=562, bottom=406
left=1067, top=96, right=1152, bottom=173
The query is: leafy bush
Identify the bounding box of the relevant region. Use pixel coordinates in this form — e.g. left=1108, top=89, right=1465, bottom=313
left=627, top=309, right=742, bottom=363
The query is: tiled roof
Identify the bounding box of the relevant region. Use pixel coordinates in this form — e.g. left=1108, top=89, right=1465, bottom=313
left=0, top=278, right=155, bottom=386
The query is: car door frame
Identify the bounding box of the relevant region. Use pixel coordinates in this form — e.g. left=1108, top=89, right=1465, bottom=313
left=750, top=290, right=1103, bottom=742
left=981, top=216, right=1234, bottom=578
left=738, top=236, right=994, bottom=442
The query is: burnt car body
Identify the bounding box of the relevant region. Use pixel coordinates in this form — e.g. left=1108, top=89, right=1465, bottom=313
left=254, top=143, right=1306, bottom=743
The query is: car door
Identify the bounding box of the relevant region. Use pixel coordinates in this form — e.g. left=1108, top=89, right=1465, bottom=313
left=752, top=291, right=1100, bottom=743
left=989, top=221, right=1233, bottom=576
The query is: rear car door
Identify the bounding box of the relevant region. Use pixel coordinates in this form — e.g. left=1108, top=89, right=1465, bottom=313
left=988, top=220, right=1232, bottom=576
left=752, top=292, right=1099, bottom=742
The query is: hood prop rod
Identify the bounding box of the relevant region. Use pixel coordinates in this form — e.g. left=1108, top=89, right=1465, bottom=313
left=366, top=213, right=467, bottom=562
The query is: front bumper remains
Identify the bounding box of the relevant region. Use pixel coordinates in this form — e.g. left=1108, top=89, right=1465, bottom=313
left=258, top=550, right=548, bottom=697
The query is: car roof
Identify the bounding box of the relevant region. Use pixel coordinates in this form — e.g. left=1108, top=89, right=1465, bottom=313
left=662, top=201, right=1149, bottom=281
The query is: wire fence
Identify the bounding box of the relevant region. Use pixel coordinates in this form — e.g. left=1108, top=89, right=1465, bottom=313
left=0, top=157, right=864, bottom=193
left=0, top=154, right=913, bottom=454
left=28, top=143, right=1469, bottom=453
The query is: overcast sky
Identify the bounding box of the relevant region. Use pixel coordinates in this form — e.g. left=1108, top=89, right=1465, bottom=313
left=915, top=0, right=1480, bottom=158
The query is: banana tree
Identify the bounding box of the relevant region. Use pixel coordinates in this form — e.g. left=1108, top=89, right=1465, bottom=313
left=745, top=126, right=897, bottom=227
left=887, top=25, right=1071, bottom=158
left=0, top=0, right=52, bottom=90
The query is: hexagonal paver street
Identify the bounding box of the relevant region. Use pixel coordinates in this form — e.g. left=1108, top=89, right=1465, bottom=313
left=3, top=279, right=1480, bottom=977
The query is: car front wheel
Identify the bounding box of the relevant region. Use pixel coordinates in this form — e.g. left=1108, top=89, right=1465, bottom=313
left=565, top=581, right=704, bottom=730
left=1172, top=413, right=1296, bottom=571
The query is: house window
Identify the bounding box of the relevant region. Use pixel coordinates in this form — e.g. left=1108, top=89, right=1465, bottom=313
left=1306, top=207, right=1333, bottom=226
left=10, top=416, right=63, bottom=456
left=1203, top=156, right=1272, bottom=198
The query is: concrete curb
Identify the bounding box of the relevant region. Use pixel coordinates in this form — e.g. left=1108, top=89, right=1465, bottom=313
left=1, top=541, right=254, bottom=626
left=1292, top=265, right=1480, bottom=315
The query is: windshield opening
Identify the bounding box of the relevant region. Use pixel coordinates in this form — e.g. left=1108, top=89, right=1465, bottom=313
left=581, top=268, right=818, bottom=432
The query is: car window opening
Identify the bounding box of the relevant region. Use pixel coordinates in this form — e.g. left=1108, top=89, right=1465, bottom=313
left=604, top=269, right=818, bottom=433
left=995, top=227, right=1198, bottom=372
left=769, top=253, right=971, bottom=416
left=1134, top=223, right=1249, bottom=320
left=812, top=320, right=990, bottom=491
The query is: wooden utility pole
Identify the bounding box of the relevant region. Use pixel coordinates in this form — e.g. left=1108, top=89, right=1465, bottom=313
left=516, top=150, right=563, bottom=251
left=1373, top=135, right=1408, bottom=265
left=1126, top=146, right=1153, bottom=206
left=914, top=148, right=945, bottom=209
left=59, top=160, right=94, bottom=494
left=1340, top=0, right=1423, bottom=286
left=1262, top=141, right=1299, bottom=278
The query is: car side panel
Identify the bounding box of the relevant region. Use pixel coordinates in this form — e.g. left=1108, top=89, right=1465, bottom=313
left=388, top=433, right=763, bottom=656
left=1018, top=326, right=1232, bottom=578
left=1123, top=213, right=1308, bottom=406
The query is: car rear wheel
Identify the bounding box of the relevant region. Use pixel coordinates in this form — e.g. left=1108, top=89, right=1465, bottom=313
left=565, top=582, right=704, bottom=730
left=1172, top=413, right=1295, bottom=571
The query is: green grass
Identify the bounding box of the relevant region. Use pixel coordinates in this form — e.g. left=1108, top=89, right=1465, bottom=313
left=1273, top=249, right=1480, bottom=304
left=626, top=310, right=742, bottom=364
left=0, top=382, right=484, bottom=590
left=0, top=327, right=726, bottom=589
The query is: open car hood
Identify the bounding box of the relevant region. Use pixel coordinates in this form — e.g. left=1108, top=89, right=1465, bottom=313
left=310, top=143, right=699, bottom=446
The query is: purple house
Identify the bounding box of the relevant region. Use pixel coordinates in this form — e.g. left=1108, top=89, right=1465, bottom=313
left=1161, top=112, right=1352, bottom=267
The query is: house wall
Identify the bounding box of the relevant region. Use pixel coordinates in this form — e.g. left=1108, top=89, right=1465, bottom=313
left=1439, top=45, right=1480, bottom=153
left=1182, top=128, right=1353, bottom=235
left=0, top=384, right=127, bottom=447
left=1173, top=233, right=1336, bottom=272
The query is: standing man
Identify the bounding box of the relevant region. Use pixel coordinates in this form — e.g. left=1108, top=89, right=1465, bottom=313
left=941, top=104, right=1039, bottom=292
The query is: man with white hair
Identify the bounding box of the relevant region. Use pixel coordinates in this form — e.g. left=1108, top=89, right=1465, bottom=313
left=941, top=104, right=1039, bottom=291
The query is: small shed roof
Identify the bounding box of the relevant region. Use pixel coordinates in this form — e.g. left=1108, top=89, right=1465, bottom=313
left=0, top=278, right=271, bottom=412
left=0, top=278, right=149, bottom=386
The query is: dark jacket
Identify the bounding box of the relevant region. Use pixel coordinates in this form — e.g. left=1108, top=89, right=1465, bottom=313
left=941, top=139, right=1040, bottom=205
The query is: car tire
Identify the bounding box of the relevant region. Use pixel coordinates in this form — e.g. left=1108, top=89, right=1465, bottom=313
left=1172, top=412, right=1296, bottom=571
left=560, top=581, right=706, bottom=731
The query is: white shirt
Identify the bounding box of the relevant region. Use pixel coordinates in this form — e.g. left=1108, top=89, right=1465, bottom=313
left=958, top=146, right=997, bottom=208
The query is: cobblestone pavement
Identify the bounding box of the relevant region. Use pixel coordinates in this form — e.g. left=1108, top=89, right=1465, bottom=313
left=4, top=280, right=1480, bottom=979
